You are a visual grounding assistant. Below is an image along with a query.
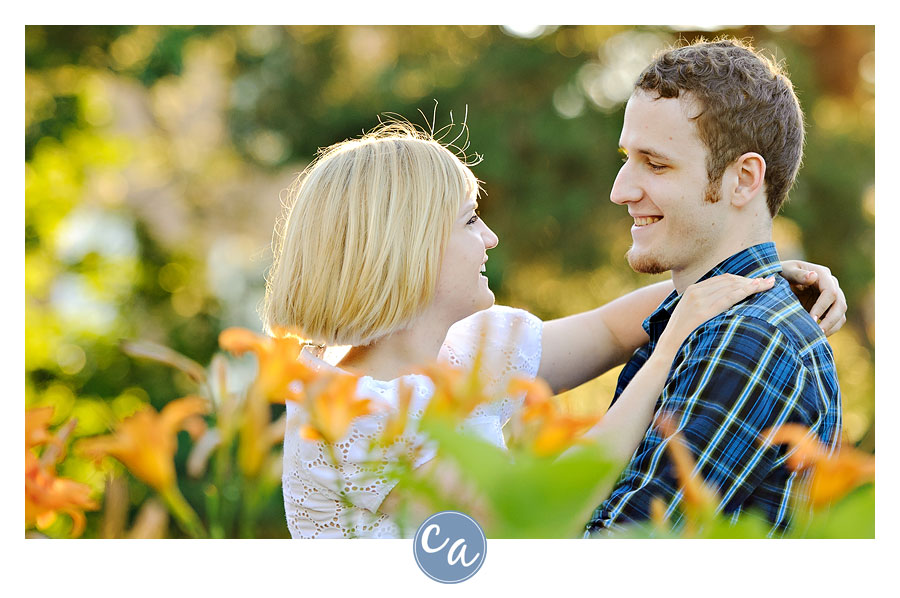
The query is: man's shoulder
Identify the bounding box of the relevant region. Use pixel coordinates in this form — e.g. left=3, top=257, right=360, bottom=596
left=687, top=278, right=828, bottom=358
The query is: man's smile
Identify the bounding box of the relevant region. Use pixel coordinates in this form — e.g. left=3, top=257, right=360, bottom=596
left=633, top=216, right=663, bottom=227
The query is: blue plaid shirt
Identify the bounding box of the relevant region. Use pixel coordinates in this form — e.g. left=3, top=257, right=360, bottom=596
left=585, top=243, right=841, bottom=536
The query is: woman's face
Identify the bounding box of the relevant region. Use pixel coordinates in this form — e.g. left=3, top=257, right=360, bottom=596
left=431, top=195, right=499, bottom=323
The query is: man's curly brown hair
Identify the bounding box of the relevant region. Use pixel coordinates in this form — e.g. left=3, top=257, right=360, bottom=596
left=635, top=38, right=805, bottom=217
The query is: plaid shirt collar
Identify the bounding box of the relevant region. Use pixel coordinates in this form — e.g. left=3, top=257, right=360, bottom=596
left=644, top=242, right=784, bottom=338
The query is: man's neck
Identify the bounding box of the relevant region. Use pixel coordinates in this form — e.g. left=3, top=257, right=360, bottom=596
left=671, top=231, right=773, bottom=294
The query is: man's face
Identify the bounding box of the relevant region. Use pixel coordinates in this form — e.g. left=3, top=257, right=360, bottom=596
left=611, top=90, right=727, bottom=279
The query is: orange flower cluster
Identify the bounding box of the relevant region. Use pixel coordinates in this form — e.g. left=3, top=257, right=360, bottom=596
left=219, top=327, right=379, bottom=453
left=654, top=416, right=720, bottom=535
left=507, top=377, right=601, bottom=457
left=419, top=361, right=493, bottom=421
left=218, top=327, right=317, bottom=404
left=78, top=396, right=209, bottom=493
left=299, top=373, right=376, bottom=445
left=377, top=380, right=413, bottom=447
left=221, top=327, right=315, bottom=475
left=762, top=423, right=875, bottom=510
left=659, top=417, right=719, bottom=509
left=25, top=407, right=98, bottom=537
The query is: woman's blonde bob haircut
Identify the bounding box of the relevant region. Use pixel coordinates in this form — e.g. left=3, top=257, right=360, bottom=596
left=262, top=122, right=481, bottom=346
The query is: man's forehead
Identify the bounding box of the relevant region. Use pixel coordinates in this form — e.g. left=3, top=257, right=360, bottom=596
left=628, top=88, right=703, bottom=118
left=620, top=90, right=705, bottom=155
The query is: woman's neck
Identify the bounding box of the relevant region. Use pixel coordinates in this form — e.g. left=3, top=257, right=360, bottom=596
left=337, top=309, right=454, bottom=382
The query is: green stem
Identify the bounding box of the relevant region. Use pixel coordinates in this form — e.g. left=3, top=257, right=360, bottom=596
left=238, top=477, right=261, bottom=539
left=161, top=486, right=208, bottom=539
left=211, top=439, right=229, bottom=537
left=205, top=484, right=224, bottom=539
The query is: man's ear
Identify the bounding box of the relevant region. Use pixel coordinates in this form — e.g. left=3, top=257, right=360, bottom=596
left=730, top=152, right=766, bottom=208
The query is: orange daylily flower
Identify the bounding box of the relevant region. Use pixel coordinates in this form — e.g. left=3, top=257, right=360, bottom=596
left=661, top=427, right=719, bottom=510
left=377, top=380, right=413, bottom=447
left=764, top=423, right=824, bottom=471
left=301, top=373, right=376, bottom=444
left=507, top=376, right=600, bottom=457
left=26, top=457, right=99, bottom=537
left=218, top=327, right=316, bottom=404
left=807, top=452, right=876, bottom=510
left=237, top=393, right=287, bottom=479
left=419, top=361, right=492, bottom=420
left=650, top=497, right=669, bottom=530
left=219, top=327, right=311, bottom=477
left=78, top=396, right=209, bottom=493
left=26, top=406, right=56, bottom=450
left=656, top=416, right=719, bottom=535
left=25, top=408, right=98, bottom=537
left=415, top=321, right=500, bottom=420
left=762, top=424, right=875, bottom=510
left=529, top=413, right=600, bottom=457
left=509, top=377, right=555, bottom=421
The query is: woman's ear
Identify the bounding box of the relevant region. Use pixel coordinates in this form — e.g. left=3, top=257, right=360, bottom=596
left=730, top=152, right=766, bottom=208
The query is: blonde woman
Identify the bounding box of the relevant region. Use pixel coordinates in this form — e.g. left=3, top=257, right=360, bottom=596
left=264, top=123, right=844, bottom=538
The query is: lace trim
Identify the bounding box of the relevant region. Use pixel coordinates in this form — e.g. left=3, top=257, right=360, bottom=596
left=282, top=305, right=542, bottom=538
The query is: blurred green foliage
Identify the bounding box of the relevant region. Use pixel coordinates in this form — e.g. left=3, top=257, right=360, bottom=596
left=412, top=417, right=875, bottom=539
left=25, top=25, right=874, bottom=538
left=402, top=417, right=620, bottom=538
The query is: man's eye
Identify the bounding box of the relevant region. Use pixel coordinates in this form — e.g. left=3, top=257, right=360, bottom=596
left=648, top=162, right=667, bottom=172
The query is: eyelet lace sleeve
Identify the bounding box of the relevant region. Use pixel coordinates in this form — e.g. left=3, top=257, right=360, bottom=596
left=282, top=305, right=543, bottom=538
left=282, top=376, right=436, bottom=539
left=441, top=305, right=543, bottom=429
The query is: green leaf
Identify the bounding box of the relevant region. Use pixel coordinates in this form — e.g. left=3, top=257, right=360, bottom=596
left=803, top=485, right=875, bottom=539
left=417, top=417, right=620, bottom=538
left=120, top=339, right=207, bottom=384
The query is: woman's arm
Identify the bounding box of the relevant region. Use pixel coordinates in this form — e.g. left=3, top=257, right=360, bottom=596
left=538, top=261, right=847, bottom=394
left=537, top=280, right=673, bottom=393
left=578, top=274, right=774, bottom=464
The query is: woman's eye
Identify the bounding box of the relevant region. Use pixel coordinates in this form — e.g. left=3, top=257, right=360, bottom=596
left=466, top=211, right=480, bottom=226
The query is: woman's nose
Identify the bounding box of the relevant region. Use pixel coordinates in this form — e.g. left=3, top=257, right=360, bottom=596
left=483, top=222, right=499, bottom=249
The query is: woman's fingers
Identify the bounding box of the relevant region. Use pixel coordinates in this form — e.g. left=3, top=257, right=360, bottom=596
left=782, top=261, right=848, bottom=334
left=816, top=276, right=848, bottom=335
left=808, top=288, right=836, bottom=323
left=659, top=275, right=773, bottom=356
left=681, top=275, right=773, bottom=317
left=700, top=271, right=846, bottom=336
left=713, top=276, right=773, bottom=308
left=781, top=260, right=819, bottom=287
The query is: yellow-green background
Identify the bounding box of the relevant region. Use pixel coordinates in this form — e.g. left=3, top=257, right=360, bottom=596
left=25, top=25, right=874, bottom=538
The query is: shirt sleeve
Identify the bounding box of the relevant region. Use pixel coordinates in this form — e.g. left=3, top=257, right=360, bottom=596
left=442, top=305, right=543, bottom=389
left=599, top=314, right=821, bottom=532
left=282, top=377, right=436, bottom=538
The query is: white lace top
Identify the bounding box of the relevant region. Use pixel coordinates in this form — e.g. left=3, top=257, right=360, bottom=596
left=282, top=305, right=543, bottom=538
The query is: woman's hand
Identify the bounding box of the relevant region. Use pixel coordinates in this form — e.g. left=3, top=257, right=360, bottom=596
left=656, top=274, right=775, bottom=359
left=580, top=274, right=773, bottom=465
left=781, top=260, right=847, bottom=336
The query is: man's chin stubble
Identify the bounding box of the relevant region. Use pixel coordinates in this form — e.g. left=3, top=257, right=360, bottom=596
left=625, top=248, right=670, bottom=275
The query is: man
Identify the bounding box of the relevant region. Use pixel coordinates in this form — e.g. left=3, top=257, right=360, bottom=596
left=585, top=38, right=842, bottom=536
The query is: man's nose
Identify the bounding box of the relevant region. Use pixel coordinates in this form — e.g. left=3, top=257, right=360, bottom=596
left=610, top=163, right=641, bottom=205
